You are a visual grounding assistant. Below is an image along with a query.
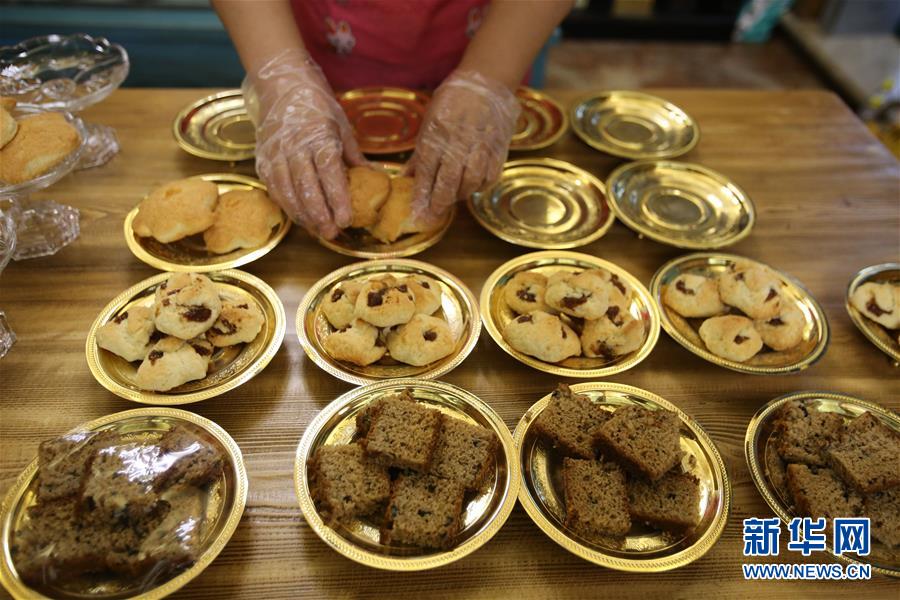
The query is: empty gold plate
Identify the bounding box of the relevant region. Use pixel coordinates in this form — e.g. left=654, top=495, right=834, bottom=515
left=86, top=269, right=285, bottom=404
left=0, top=408, right=248, bottom=599
left=124, top=173, right=290, bottom=272
left=650, top=253, right=829, bottom=374
left=294, top=379, right=519, bottom=571
left=510, top=88, right=569, bottom=151
left=606, top=161, right=755, bottom=249
left=745, top=391, right=900, bottom=577
left=338, top=87, right=429, bottom=155
left=571, top=91, right=699, bottom=160
left=845, top=263, right=900, bottom=364
left=468, top=158, right=614, bottom=249
left=296, top=258, right=479, bottom=386
left=480, top=251, right=660, bottom=378
left=515, top=382, right=730, bottom=572
left=172, top=89, right=255, bottom=162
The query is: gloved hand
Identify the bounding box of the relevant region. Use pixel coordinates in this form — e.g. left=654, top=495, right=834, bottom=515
left=243, top=49, right=366, bottom=239
left=405, top=70, right=520, bottom=225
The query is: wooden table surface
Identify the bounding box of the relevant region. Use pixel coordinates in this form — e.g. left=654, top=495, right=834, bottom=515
left=1, top=88, right=898, bottom=599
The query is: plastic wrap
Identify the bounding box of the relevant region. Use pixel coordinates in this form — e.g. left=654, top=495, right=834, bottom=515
left=12, top=423, right=225, bottom=594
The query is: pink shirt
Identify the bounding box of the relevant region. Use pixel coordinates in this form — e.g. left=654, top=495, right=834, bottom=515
left=291, top=0, right=489, bottom=91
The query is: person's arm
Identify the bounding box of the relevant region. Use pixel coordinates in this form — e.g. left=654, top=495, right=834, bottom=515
left=458, top=0, right=574, bottom=90
left=408, top=0, right=573, bottom=221
left=211, top=0, right=307, bottom=74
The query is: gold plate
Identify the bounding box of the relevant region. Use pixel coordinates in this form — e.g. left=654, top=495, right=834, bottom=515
left=338, top=87, right=429, bottom=155
left=317, top=163, right=453, bottom=258
left=650, top=253, right=829, bottom=374
left=480, top=251, right=660, bottom=377
left=845, top=263, right=900, bottom=364
left=571, top=91, right=699, bottom=160
left=510, top=87, right=569, bottom=151
left=172, top=89, right=255, bottom=162
left=0, top=407, right=248, bottom=599
left=296, top=259, right=479, bottom=386
left=606, top=161, right=755, bottom=249
left=86, top=269, right=285, bottom=404
left=467, top=158, right=615, bottom=249
left=124, top=173, right=290, bottom=273
left=515, top=382, right=730, bottom=572
left=745, top=391, right=900, bottom=577
left=294, top=379, right=519, bottom=571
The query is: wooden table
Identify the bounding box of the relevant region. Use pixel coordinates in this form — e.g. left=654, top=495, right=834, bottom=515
left=1, top=89, right=898, bottom=598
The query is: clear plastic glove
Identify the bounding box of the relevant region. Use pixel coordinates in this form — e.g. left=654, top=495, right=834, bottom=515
left=243, top=49, right=366, bottom=239
left=405, top=70, right=520, bottom=224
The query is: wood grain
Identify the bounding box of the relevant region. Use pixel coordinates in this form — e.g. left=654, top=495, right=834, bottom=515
left=1, top=88, right=898, bottom=598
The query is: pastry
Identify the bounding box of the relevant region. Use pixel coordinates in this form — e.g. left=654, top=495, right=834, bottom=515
left=503, top=271, right=552, bottom=315
left=544, top=269, right=610, bottom=320
left=865, top=488, right=900, bottom=548
left=0, top=106, right=16, bottom=149
left=134, top=336, right=212, bottom=392
left=321, top=280, right=364, bottom=330
left=698, top=315, right=763, bottom=362
left=595, top=405, right=682, bottom=481
left=773, top=400, right=843, bottom=466
left=532, top=383, right=610, bottom=459
left=717, top=262, right=782, bottom=320
left=0, top=97, right=16, bottom=111
left=429, top=416, right=498, bottom=491
left=354, top=278, right=416, bottom=328
left=563, top=458, right=631, bottom=538
left=580, top=306, right=646, bottom=359
left=385, top=313, right=455, bottom=366
left=322, top=319, right=386, bottom=366
left=153, top=272, right=221, bottom=339
left=627, top=472, right=700, bottom=531
left=348, top=166, right=391, bottom=229
left=369, top=176, right=437, bottom=243
left=96, top=305, right=156, bottom=362
left=397, top=274, right=442, bottom=315
left=755, top=303, right=805, bottom=351
left=0, top=112, right=79, bottom=184
left=786, top=464, right=864, bottom=521
left=663, top=273, right=726, bottom=318
left=826, top=411, right=900, bottom=494
left=361, top=392, right=442, bottom=470
left=202, top=188, right=282, bottom=254
left=309, top=443, right=391, bottom=523
left=132, top=178, right=218, bottom=244
left=502, top=310, right=581, bottom=363
left=206, top=299, right=264, bottom=347
left=382, top=473, right=465, bottom=549
left=849, top=281, right=900, bottom=329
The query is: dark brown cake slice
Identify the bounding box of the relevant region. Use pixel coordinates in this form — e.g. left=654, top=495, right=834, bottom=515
left=765, top=440, right=790, bottom=503
left=81, top=443, right=165, bottom=523
left=532, top=383, right=610, bottom=459
left=35, top=429, right=119, bottom=502
left=773, top=400, right=843, bottom=466
left=563, top=458, right=631, bottom=539
left=429, top=415, right=498, bottom=491
left=594, top=405, right=682, bottom=481
left=827, top=411, right=900, bottom=494
left=362, top=392, right=442, bottom=470
left=627, top=472, right=701, bottom=531
left=865, top=487, right=900, bottom=548
left=383, top=473, right=465, bottom=549
left=786, top=463, right=864, bottom=519
left=308, top=443, right=391, bottom=523
left=355, top=397, right=388, bottom=436
left=153, top=425, right=225, bottom=490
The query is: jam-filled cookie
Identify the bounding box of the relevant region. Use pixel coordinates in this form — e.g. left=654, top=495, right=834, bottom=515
left=717, top=262, right=782, bottom=320
left=203, top=189, right=282, bottom=254
left=323, top=319, right=386, bottom=366
left=397, top=274, right=442, bottom=315
left=698, top=315, right=763, bottom=362
left=206, top=299, right=265, bottom=347
left=504, top=271, right=552, bottom=315
left=850, top=282, right=900, bottom=329
left=386, top=314, right=455, bottom=366
left=755, top=303, right=805, bottom=351
left=322, top=280, right=364, bottom=330
left=545, top=269, right=610, bottom=320
left=348, top=166, right=391, bottom=229
left=154, top=272, right=222, bottom=339
left=96, top=305, right=156, bottom=362
left=580, top=306, right=646, bottom=359
left=354, top=279, right=416, bottom=327
left=132, top=178, right=218, bottom=244
left=135, top=336, right=212, bottom=391
left=502, top=310, right=581, bottom=363
left=663, top=273, right=727, bottom=318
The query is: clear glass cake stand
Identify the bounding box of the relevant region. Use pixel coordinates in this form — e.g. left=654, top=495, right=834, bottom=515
left=0, top=33, right=130, bottom=169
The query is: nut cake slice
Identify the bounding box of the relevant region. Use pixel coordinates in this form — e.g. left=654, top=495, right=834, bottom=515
left=827, top=411, right=900, bottom=494
left=773, top=400, right=843, bottom=466
left=563, top=458, right=631, bottom=539
left=362, top=392, right=442, bottom=470
left=627, top=471, right=701, bottom=531
left=786, top=464, right=863, bottom=520
left=429, top=415, right=498, bottom=491
left=383, top=473, right=466, bottom=549
left=595, top=405, right=682, bottom=481
left=532, top=383, right=610, bottom=459
left=309, top=443, right=391, bottom=523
